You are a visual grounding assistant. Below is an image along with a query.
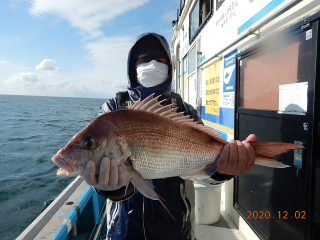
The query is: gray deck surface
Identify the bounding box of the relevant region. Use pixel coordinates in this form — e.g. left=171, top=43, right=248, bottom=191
left=195, top=214, right=239, bottom=240
left=98, top=211, right=242, bottom=240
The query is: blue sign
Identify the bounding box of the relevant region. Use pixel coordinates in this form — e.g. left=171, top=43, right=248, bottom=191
left=223, top=49, right=237, bottom=93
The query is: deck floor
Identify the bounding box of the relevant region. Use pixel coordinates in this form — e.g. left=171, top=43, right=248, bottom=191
left=195, top=210, right=245, bottom=240
left=97, top=209, right=245, bottom=240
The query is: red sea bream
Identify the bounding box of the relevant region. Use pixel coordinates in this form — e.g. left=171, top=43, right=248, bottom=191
left=52, top=94, right=304, bottom=211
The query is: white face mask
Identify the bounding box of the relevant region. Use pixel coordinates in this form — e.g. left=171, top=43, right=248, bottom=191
left=136, top=60, right=169, bottom=88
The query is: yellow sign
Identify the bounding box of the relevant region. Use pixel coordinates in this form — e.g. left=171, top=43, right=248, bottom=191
left=184, top=72, right=188, bottom=89
left=205, top=60, right=220, bottom=115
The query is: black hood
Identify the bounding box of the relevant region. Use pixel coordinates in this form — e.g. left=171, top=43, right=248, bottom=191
left=127, top=32, right=172, bottom=102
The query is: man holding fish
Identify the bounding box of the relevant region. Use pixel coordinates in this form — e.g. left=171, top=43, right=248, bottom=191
left=84, top=33, right=256, bottom=239
left=53, top=32, right=302, bottom=239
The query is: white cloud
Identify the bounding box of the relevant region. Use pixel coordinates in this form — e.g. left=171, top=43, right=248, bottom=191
left=128, top=26, right=145, bottom=33
left=91, top=77, right=127, bottom=89
left=92, top=77, right=113, bottom=84
left=161, top=10, right=177, bottom=23
left=84, top=35, right=134, bottom=91
left=26, top=0, right=157, bottom=98
left=0, top=72, right=95, bottom=98
left=3, top=72, right=42, bottom=87
left=112, top=80, right=127, bottom=88
left=45, top=80, right=87, bottom=93
left=25, top=0, right=173, bottom=98
left=29, top=0, right=150, bottom=38
left=35, top=59, right=60, bottom=74
left=0, top=61, right=10, bottom=64
left=86, top=35, right=132, bottom=66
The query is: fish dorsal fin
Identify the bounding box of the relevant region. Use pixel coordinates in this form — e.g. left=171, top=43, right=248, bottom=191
left=129, top=99, right=141, bottom=109
left=130, top=94, right=227, bottom=144
left=163, top=111, right=183, bottom=118
left=132, top=93, right=155, bottom=109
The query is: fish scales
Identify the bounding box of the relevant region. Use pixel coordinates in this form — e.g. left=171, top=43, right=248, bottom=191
left=106, top=110, right=217, bottom=146
left=128, top=133, right=221, bottom=179
left=107, top=110, right=224, bottom=179
left=129, top=133, right=218, bottom=173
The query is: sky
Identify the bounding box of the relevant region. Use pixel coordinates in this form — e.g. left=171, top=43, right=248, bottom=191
left=0, top=0, right=179, bottom=99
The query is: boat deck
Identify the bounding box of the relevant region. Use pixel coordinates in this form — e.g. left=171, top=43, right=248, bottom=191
left=17, top=177, right=246, bottom=240
left=195, top=211, right=245, bottom=240
left=98, top=208, right=245, bottom=240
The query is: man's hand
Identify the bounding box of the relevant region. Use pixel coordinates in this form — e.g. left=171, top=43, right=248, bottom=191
left=216, top=134, right=257, bottom=176
left=84, top=157, right=128, bottom=191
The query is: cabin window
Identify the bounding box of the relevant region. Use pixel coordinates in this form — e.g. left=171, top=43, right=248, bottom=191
left=216, top=0, right=224, bottom=10
left=189, top=0, right=212, bottom=42
left=183, top=24, right=188, bottom=41
left=176, top=45, right=181, bottom=91
left=188, top=46, right=197, bottom=74
left=239, top=30, right=312, bottom=112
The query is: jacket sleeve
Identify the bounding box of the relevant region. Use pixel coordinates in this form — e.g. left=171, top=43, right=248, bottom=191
left=183, top=102, right=234, bottom=185
left=95, top=183, right=135, bottom=201
left=98, top=97, right=118, bottom=116
left=183, top=102, right=203, bottom=124
left=95, top=97, right=135, bottom=201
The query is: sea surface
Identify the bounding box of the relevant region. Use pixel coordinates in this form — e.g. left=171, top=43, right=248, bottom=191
left=0, top=94, right=106, bottom=240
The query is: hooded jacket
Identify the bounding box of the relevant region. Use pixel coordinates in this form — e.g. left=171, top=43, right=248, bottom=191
left=96, top=33, right=232, bottom=240
left=98, top=32, right=198, bottom=116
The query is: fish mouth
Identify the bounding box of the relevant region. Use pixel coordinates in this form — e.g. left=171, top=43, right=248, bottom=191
left=52, top=154, right=84, bottom=177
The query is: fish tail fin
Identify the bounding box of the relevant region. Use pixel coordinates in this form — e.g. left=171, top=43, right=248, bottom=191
left=253, top=142, right=304, bottom=168
left=122, top=160, right=175, bottom=220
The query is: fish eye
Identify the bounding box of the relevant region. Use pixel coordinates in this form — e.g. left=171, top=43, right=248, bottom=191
left=84, top=139, right=95, bottom=149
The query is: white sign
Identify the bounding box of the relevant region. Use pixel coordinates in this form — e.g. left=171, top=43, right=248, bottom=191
left=278, top=82, right=308, bottom=115
left=216, top=0, right=239, bottom=28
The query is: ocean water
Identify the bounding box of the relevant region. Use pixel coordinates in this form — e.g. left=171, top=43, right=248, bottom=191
left=0, top=94, right=106, bottom=240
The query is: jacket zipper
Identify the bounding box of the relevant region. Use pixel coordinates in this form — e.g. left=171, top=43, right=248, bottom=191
left=180, top=183, right=190, bottom=222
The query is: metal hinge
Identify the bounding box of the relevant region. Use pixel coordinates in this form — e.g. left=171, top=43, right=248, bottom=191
left=301, top=22, right=311, bottom=31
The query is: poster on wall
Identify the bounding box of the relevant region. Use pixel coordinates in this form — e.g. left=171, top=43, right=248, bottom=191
left=188, top=73, right=197, bottom=108
left=184, top=58, right=188, bottom=89
left=184, top=71, right=188, bottom=89
left=222, top=49, right=237, bottom=108
left=184, top=58, right=188, bottom=102
left=205, top=60, right=220, bottom=116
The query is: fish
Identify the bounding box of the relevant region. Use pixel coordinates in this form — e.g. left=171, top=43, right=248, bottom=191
left=52, top=93, right=304, bottom=213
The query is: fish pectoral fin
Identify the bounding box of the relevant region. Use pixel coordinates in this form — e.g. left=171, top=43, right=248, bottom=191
left=124, top=179, right=131, bottom=197
left=121, top=160, right=175, bottom=220
left=124, top=164, right=158, bottom=200
left=180, top=163, right=217, bottom=180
